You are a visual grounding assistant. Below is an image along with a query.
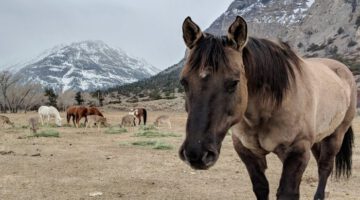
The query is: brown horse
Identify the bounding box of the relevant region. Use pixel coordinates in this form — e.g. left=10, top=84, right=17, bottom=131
left=179, top=16, right=356, bottom=200
left=131, top=108, right=147, bottom=125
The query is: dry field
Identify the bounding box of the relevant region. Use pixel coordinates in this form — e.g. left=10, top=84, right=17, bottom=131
left=1, top=111, right=360, bottom=200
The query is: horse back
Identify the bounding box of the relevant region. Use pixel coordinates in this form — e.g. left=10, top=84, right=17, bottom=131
left=302, top=58, right=356, bottom=142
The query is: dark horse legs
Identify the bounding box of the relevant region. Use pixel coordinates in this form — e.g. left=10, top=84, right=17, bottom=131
left=232, top=135, right=269, bottom=200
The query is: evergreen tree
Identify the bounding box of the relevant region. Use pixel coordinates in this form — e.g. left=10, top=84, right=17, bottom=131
left=75, top=91, right=84, bottom=105
left=91, top=90, right=105, bottom=106
left=44, top=88, right=58, bottom=108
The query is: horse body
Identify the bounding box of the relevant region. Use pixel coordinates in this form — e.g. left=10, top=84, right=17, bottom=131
left=234, top=58, right=355, bottom=155
left=154, top=115, right=171, bottom=128
left=121, top=114, right=136, bottom=127
left=38, top=106, right=62, bottom=126
left=28, top=116, right=40, bottom=133
left=132, top=108, right=147, bottom=125
left=179, top=16, right=356, bottom=200
left=0, top=115, right=14, bottom=127
left=85, top=115, right=107, bottom=131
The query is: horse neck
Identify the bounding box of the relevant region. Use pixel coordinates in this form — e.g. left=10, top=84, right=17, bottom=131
left=52, top=109, right=61, bottom=119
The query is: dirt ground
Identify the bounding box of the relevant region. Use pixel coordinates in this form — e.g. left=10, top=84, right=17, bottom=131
left=1, top=111, right=360, bottom=200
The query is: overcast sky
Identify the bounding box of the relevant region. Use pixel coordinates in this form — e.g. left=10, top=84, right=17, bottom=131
left=0, top=0, right=233, bottom=70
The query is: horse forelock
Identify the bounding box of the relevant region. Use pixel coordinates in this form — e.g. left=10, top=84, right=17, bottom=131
left=187, top=34, right=231, bottom=75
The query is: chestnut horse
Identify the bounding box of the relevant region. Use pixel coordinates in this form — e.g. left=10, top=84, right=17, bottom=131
left=131, top=108, right=147, bottom=125
left=179, top=16, right=356, bottom=200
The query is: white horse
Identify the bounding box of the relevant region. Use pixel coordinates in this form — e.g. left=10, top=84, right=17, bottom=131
left=38, top=106, right=62, bottom=127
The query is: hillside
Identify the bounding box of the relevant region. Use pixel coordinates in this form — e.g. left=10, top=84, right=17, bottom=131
left=109, top=59, right=185, bottom=97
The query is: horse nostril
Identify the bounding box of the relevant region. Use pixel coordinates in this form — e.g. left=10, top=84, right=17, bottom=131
left=179, top=148, right=186, bottom=161
left=202, top=150, right=218, bottom=166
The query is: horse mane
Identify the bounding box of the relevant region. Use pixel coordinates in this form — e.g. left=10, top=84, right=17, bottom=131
left=243, top=38, right=301, bottom=105
left=188, top=34, right=302, bottom=105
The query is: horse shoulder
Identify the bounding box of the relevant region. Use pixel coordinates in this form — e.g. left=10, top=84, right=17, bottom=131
left=233, top=84, right=316, bottom=154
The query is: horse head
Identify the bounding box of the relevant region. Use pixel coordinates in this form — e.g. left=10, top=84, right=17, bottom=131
left=56, top=117, right=62, bottom=127
left=179, top=16, right=249, bottom=170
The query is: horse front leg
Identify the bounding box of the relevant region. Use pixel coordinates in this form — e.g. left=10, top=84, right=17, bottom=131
left=277, top=140, right=310, bottom=200
left=72, top=115, right=76, bottom=127
left=232, top=135, right=269, bottom=200
left=39, top=115, right=44, bottom=126
left=47, top=115, right=50, bottom=126
left=75, top=115, right=80, bottom=128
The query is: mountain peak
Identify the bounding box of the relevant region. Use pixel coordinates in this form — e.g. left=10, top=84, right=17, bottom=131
left=16, top=40, right=160, bottom=92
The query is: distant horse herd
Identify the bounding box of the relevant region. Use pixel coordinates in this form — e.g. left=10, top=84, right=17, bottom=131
left=30, top=105, right=170, bottom=131
left=0, top=105, right=171, bottom=133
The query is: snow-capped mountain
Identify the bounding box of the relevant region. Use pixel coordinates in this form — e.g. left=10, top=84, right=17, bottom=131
left=16, top=40, right=160, bottom=92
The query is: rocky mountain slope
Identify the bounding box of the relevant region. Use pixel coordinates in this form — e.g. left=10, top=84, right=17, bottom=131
left=208, top=0, right=360, bottom=64
left=16, top=40, right=160, bottom=92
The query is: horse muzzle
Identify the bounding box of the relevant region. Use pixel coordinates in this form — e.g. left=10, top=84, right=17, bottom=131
left=179, top=144, right=219, bottom=170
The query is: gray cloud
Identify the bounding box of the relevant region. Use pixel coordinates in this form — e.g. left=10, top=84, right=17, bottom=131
left=0, top=0, right=233, bottom=69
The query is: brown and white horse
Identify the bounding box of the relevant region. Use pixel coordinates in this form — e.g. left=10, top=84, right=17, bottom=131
left=130, top=108, right=147, bottom=125
left=179, top=16, right=356, bottom=200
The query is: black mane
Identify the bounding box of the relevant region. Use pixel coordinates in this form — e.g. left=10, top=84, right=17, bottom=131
left=243, top=38, right=301, bottom=104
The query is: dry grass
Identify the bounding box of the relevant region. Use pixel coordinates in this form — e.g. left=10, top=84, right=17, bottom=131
left=0, top=111, right=359, bottom=200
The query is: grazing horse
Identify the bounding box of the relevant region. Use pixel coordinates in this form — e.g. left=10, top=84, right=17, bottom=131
left=28, top=116, right=40, bottom=133
left=154, top=115, right=171, bottom=128
left=131, top=108, right=147, bottom=125
left=120, top=114, right=136, bottom=128
left=0, top=115, right=15, bottom=128
left=178, top=16, right=356, bottom=200
left=85, top=115, right=108, bottom=132
left=38, top=106, right=62, bottom=126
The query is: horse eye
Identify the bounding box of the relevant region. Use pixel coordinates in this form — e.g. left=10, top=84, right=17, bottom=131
left=180, top=79, right=189, bottom=91
left=225, top=80, right=239, bottom=93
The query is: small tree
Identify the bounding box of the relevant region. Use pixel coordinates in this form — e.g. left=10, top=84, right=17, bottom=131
left=75, top=91, right=84, bottom=105
left=149, top=89, right=162, bottom=100
left=44, top=88, right=58, bottom=108
left=91, top=90, right=105, bottom=106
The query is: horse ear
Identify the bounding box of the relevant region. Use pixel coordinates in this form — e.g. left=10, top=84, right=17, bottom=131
left=182, top=17, right=203, bottom=49
left=227, top=16, right=248, bottom=50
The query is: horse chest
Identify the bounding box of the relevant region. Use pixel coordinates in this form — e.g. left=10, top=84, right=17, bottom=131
left=232, top=120, right=297, bottom=154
